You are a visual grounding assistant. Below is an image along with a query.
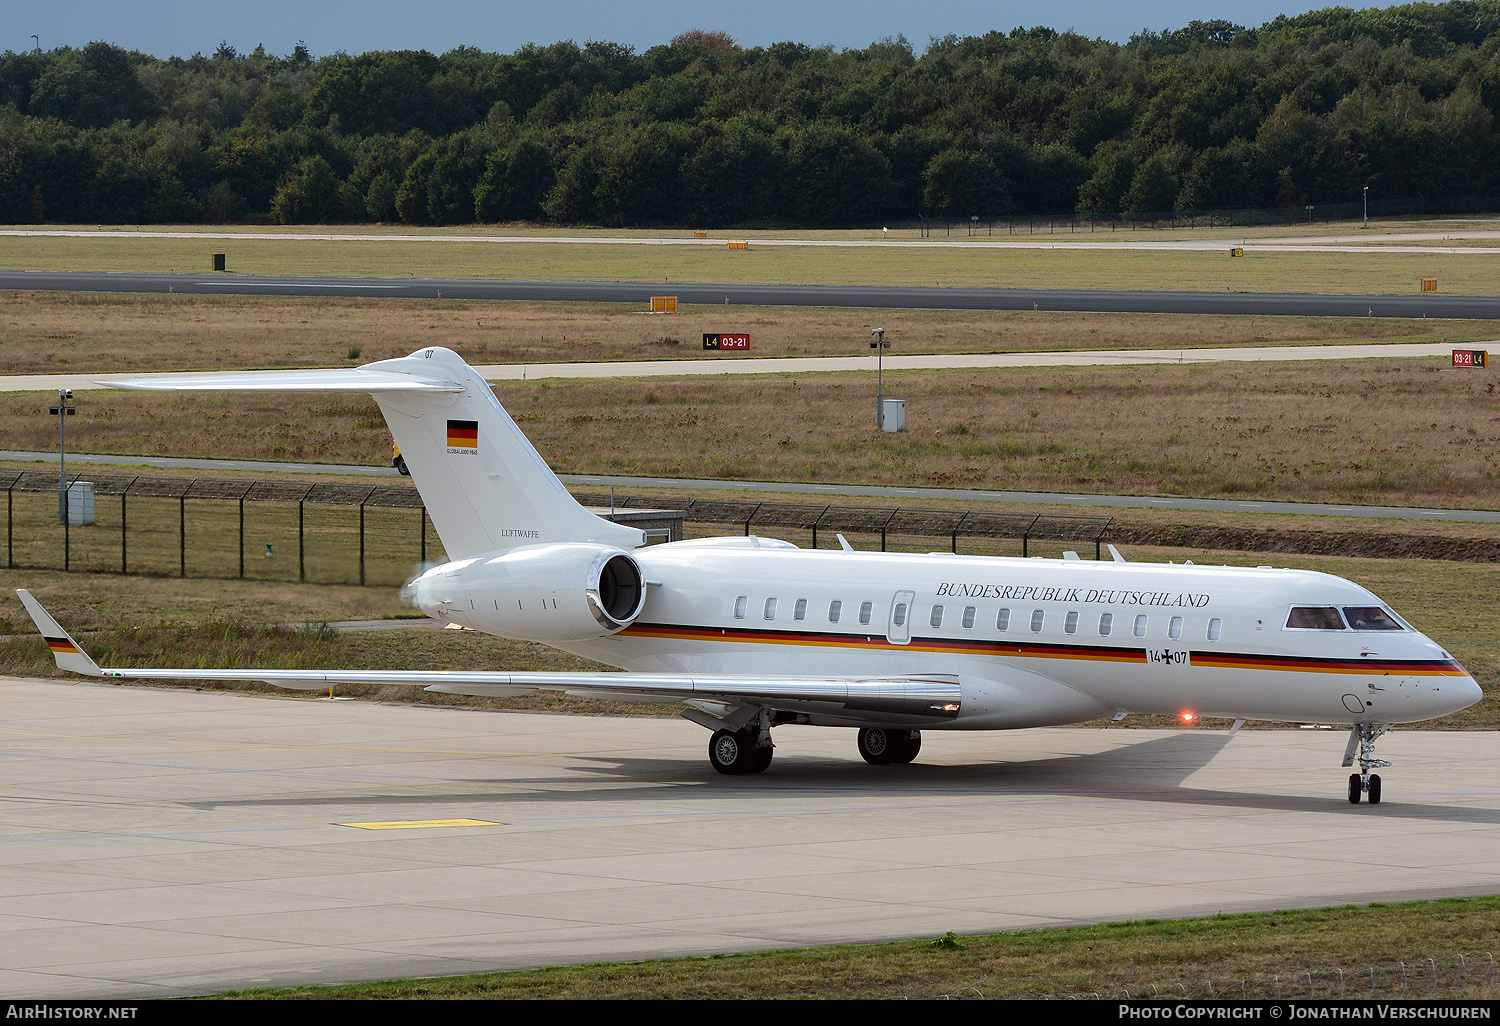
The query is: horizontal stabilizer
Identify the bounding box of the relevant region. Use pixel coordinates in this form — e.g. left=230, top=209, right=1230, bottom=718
left=101, top=368, right=462, bottom=393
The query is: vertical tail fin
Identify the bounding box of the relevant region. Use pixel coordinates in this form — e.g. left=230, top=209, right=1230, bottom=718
left=105, top=347, right=643, bottom=559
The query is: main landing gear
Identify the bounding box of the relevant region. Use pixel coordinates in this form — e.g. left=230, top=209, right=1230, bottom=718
left=857, top=728, right=922, bottom=765
left=708, top=727, right=773, bottom=775
left=1344, top=723, right=1391, bottom=805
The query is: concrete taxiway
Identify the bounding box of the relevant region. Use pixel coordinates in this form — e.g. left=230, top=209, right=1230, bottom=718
left=0, top=340, right=1477, bottom=395
left=3, top=675, right=1499, bottom=998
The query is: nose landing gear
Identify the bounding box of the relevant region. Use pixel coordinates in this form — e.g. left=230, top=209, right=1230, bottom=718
left=1343, top=723, right=1390, bottom=805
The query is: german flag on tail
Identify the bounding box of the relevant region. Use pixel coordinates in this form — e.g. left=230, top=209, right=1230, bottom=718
left=447, top=419, right=478, bottom=450
left=45, top=636, right=82, bottom=656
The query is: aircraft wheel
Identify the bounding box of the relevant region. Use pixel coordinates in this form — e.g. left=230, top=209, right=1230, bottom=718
left=891, top=730, right=922, bottom=764
left=1368, top=773, right=1382, bottom=805
left=857, top=728, right=894, bottom=765
left=710, top=729, right=752, bottom=775
left=747, top=744, right=774, bottom=774
left=1348, top=773, right=1362, bottom=804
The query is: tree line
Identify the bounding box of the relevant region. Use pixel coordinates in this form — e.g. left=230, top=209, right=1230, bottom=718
left=2, top=3, right=1500, bottom=228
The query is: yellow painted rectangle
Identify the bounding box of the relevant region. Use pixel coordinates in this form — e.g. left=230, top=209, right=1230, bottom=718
left=340, top=818, right=500, bottom=830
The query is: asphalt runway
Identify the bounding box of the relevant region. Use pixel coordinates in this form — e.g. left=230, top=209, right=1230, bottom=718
left=3, top=268, right=1500, bottom=318
left=4, top=675, right=1499, bottom=998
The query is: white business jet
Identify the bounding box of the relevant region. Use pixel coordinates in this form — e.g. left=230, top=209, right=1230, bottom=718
left=17, top=347, right=1481, bottom=805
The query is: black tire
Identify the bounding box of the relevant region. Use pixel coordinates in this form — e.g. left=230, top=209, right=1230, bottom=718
left=394, top=455, right=409, bottom=476
left=710, top=729, right=750, bottom=775
left=891, top=730, right=922, bottom=764
left=1348, top=773, right=1362, bottom=804
left=857, top=728, right=894, bottom=765
left=1368, top=773, right=1382, bottom=805
left=747, top=744, right=773, bottom=774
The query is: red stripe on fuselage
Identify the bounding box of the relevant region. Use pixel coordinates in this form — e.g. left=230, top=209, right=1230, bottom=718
left=618, top=622, right=1467, bottom=676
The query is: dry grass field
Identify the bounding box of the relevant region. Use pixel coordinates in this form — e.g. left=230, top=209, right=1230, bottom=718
left=5, top=357, right=1497, bottom=508
left=0, top=290, right=1475, bottom=374
left=4, top=226, right=1500, bottom=292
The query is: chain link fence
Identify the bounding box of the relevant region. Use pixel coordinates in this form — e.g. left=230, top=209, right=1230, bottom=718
left=2, top=470, right=1112, bottom=587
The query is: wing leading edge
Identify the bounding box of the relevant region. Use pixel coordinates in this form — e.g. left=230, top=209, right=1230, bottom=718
left=15, top=591, right=961, bottom=720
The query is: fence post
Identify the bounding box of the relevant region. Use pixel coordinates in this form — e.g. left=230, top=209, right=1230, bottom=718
left=359, top=502, right=366, bottom=586
left=64, top=486, right=70, bottom=571
left=298, top=499, right=305, bottom=583
left=238, top=494, right=245, bottom=579
left=7, top=481, right=12, bottom=568
left=951, top=512, right=969, bottom=554
left=120, top=486, right=127, bottom=574
left=179, top=494, right=186, bottom=577
left=881, top=510, right=896, bottom=552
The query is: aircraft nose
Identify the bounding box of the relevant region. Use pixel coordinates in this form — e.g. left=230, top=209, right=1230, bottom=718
left=1452, top=675, right=1485, bottom=713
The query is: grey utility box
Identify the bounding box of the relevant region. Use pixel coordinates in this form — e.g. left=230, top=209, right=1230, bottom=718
left=880, top=399, right=906, bottom=432
left=66, top=481, right=95, bottom=526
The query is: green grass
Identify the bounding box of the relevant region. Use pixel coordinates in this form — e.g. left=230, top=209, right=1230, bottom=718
left=208, top=897, right=1500, bottom=999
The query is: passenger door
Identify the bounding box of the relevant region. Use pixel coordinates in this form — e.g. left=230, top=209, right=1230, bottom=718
left=887, top=590, right=915, bottom=645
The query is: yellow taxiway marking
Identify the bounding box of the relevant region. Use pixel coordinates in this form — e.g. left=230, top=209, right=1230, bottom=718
left=340, top=818, right=501, bottom=830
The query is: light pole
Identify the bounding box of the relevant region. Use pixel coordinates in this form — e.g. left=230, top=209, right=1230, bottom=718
left=49, top=388, right=75, bottom=523
left=870, top=328, right=889, bottom=428
left=1363, top=186, right=1369, bottom=229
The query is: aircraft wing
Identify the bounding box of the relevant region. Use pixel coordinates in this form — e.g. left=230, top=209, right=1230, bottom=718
left=16, top=591, right=961, bottom=719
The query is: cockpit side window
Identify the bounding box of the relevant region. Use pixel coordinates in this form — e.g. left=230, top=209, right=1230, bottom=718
left=1342, top=606, right=1403, bottom=631
left=1285, top=606, right=1346, bottom=630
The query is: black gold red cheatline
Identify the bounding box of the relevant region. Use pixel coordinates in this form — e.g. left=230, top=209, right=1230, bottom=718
left=620, top=622, right=1469, bottom=677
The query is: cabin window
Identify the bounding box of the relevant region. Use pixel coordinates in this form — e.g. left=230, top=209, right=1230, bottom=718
left=1207, top=617, right=1222, bottom=641
left=794, top=599, right=807, bottom=621
left=1342, top=606, right=1403, bottom=631
left=1030, top=609, right=1045, bottom=632
left=996, top=608, right=1011, bottom=631
left=1169, top=616, right=1183, bottom=640
left=828, top=600, right=842, bottom=623
left=1099, top=612, right=1113, bottom=636
left=859, top=601, right=873, bottom=625
left=734, top=596, right=747, bottom=619
left=1286, top=606, right=1346, bottom=631
left=892, top=602, right=907, bottom=627
left=1064, top=611, right=1078, bottom=634
left=1134, top=614, right=1148, bottom=638
left=962, top=606, right=977, bottom=629
left=764, top=597, right=778, bottom=620
left=930, top=605, right=944, bottom=628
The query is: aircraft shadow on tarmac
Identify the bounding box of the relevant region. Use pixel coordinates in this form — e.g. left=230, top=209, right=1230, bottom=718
left=182, top=730, right=1500, bottom=825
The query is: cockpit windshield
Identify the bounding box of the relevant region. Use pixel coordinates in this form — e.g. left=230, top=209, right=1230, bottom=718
left=1285, top=606, right=1346, bottom=630
left=1341, top=606, right=1404, bottom=631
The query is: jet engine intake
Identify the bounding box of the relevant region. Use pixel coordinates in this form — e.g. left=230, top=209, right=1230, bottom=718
left=410, top=543, right=646, bottom=641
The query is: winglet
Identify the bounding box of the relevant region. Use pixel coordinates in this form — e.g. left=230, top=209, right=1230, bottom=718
left=15, top=590, right=103, bottom=677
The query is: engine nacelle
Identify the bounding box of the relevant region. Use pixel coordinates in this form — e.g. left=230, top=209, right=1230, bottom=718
left=408, top=543, right=646, bottom=642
